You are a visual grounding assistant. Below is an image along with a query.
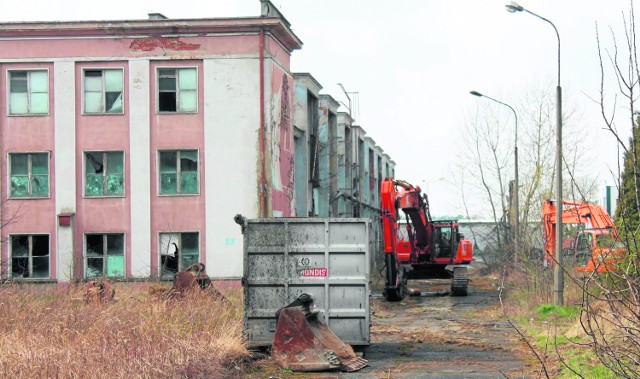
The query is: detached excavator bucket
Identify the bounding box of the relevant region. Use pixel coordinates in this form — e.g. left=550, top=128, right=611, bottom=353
left=272, top=294, right=368, bottom=372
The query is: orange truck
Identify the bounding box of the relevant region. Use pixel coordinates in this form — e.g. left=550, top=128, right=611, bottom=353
left=542, top=199, right=625, bottom=272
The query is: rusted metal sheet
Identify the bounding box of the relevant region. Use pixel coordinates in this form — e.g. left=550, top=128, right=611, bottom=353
left=241, top=218, right=371, bottom=347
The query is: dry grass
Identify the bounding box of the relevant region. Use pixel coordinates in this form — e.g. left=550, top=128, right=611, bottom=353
left=0, top=282, right=248, bottom=379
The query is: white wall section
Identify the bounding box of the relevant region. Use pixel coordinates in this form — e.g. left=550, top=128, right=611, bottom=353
left=54, top=61, right=76, bottom=280
left=204, top=57, right=260, bottom=278
left=129, top=59, right=151, bottom=277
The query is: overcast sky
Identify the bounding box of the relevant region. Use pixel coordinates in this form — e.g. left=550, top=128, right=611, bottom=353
left=1, top=0, right=635, bottom=217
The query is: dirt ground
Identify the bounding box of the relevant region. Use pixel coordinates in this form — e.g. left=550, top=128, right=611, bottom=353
left=246, top=268, right=533, bottom=379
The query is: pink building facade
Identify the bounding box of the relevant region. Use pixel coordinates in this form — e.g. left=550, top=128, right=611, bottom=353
left=0, top=6, right=301, bottom=282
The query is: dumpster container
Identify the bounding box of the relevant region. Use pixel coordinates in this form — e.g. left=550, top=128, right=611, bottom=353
left=241, top=217, right=371, bottom=347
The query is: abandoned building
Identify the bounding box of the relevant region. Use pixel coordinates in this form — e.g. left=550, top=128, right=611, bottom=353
left=0, top=1, right=395, bottom=283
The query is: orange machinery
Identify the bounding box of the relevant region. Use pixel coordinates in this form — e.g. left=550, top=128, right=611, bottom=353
left=542, top=199, right=625, bottom=272
left=381, top=178, right=473, bottom=301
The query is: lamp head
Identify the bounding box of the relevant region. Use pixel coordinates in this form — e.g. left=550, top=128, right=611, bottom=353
left=469, top=90, right=483, bottom=97
left=505, top=1, right=524, bottom=13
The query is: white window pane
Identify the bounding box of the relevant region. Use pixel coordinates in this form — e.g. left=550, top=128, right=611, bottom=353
left=85, top=92, right=103, bottom=113
left=29, top=71, right=48, bottom=92
left=105, top=70, right=123, bottom=92
left=10, top=93, right=28, bottom=114
left=179, top=91, right=197, bottom=112
left=85, top=76, right=102, bottom=92
left=178, top=69, right=197, bottom=90
left=30, top=93, right=49, bottom=114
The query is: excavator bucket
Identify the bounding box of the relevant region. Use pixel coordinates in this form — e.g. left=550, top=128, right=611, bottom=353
left=271, top=294, right=368, bottom=372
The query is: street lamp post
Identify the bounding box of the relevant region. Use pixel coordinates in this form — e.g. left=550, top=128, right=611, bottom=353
left=469, top=91, right=519, bottom=265
left=506, top=1, right=563, bottom=305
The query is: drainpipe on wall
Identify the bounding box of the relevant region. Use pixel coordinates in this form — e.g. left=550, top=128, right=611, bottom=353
left=259, top=28, right=267, bottom=218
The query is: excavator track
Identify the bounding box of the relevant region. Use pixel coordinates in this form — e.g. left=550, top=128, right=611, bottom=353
left=384, top=267, right=407, bottom=302
left=451, top=266, right=469, bottom=296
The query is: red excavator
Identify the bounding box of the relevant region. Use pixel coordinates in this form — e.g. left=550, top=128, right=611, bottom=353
left=542, top=199, right=626, bottom=273
left=381, top=178, right=473, bottom=301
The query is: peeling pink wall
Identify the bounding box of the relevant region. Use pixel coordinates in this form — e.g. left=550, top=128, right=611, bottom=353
left=0, top=62, right=57, bottom=279
left=74, top=61, right=132, bottom=277
left=149, top=60, right=206, bottom=276
left=269, top=65, right=294, bottom=217
left=0, top=36, right=260, bottom=60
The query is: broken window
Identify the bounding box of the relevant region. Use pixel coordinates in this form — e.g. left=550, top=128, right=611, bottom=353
left=84, top=69, right=123, bottom=114
left=159, top=232, right=199, bottom=278
left=11, top=234, right=50, bottom=279
left=9, top=70, right=49, bottom=115
left=85, top=151, right=124, bottom=197
left=159, top=150, right=198, bottom=195
left=158, top=68, right=197, bottom=113
left=10, top=153, right=49, bottom=198
left=85, top=233, right=125, bottom=278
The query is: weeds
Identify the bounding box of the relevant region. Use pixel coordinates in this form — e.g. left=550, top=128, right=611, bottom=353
left=0, top=282, right=248, bottom=378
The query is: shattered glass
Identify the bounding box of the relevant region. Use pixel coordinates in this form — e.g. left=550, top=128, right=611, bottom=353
left=31, top=175, right=49, bottom=197
left=31, top=154, right=49, bottom=197
left=11, top=235, right=49, bottom=278
left=179, top=151, right=198, bottom=193
left=160, top=233, right=179, bottom=277
left=85, top=174, right=103, bottom=196
left=86, top=152, right=123, bottom=196
left=105, top=70, right=123, bottom=113
left=10, top=154, right=28, bottom=196
left=11, top=236, right=29, bottom=257
left=106, top=174, right=124, bottom=196
left=106, top=92, right=122, bottom=113
left=10, top=176, right=28, bottom=197
left=87, top=257, right=103, bottom=278
left=11, top=257, right=29, bottom=277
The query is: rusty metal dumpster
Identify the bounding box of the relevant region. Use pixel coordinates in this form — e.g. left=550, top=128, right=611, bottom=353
left=240, top=217, right=371, bottom=348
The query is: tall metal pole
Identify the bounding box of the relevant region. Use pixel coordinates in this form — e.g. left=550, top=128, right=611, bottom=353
left=554, top=84, right=563, bottom=306
left=469, top=91, right=519, bottom=263
left=506, top=1, right=563, bottom=305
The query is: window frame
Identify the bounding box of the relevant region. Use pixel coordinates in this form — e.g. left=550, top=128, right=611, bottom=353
left=82, top=67, right=125, bottom=115
left=158, top=231, right=200, bottom=279
left=83, top=150, right=126, bottom=198
left=156, top=67, right=198, bottom=114
left=7, top=69, right=50, bottom=116
left=8, top=151, right=51, bottom=199
left=157, top=149, right=200, bottom=196
left=9, top=233, right=51, bottom=279
left=84, top=233, right=126, bottom=278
